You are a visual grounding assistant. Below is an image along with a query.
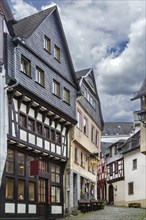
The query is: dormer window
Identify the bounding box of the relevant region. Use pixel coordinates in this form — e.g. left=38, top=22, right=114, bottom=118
left=44, top=35, right=51, bottom=53
left=54, top=44, right=60, bottom=61
left=21, top=55, right=31, bottom=77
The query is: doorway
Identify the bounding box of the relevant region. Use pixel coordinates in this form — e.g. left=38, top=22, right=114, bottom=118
left=109, top=184, right=114, bottom=204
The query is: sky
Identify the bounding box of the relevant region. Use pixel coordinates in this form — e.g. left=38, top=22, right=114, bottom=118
left=8, top=0, right=146, bottom=122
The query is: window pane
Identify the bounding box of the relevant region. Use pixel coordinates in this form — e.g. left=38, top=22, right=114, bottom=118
left=44, top=126, right=50, bottom=139
left=18, top=180, right=25, bottom=200
left=20, top=113, right=26, bottom=128
left=53, top=80, right=60, bottom=97
left=6, top=149, right=14, bottom=174
left=51, top=129, right=55, bottom=141
left=36, top=67, right=44, bottom=86
left=56, top=187, right=60, bottom=203
left=83, top=117, right=88, bottom=135
left=28, top=118, right=35, bottom=132
left=18, top=153, right=25, bottom=176
left=29, top=182, right=35, bottom=201
left=38, top=179, right=46, bottom=203
left=56, top=132, right=61, bottom=144
left=77, top=110, right=82, bottom=129
left=54, top=45, right=60, bottom=61
left=36, top=122, right=42, bottom=135
left=5, top=178, right=14, bottom=199
left=44, top=36, right=51, bottom=52
left=21, top=56, right=31, bottom=76
left=63, top=88, right=70, bottom=104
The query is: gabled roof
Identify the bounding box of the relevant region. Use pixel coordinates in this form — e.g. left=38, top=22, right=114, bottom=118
left=131, top=77, right=146, bottom=101
left=75, top=68, right=91, bottom=81
left=13, top=6, right=56, bottom=39
left=122, top=130, right=140, bottom=154
left=102, top=122, right=133, bottom=136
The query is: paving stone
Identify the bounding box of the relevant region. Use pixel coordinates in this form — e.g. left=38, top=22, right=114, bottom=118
left=60, top=206, right=146, bottom=220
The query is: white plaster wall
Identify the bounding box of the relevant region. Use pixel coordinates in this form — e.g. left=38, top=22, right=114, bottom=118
left=5, top=203, right=15, bottom=213
left=20, top=103, right=26, bottom=113
left=51, top=206, right=62, bottom=214
left=28, top=108, right=34, bottom=117
left=124, top=149, right=146, bottom=202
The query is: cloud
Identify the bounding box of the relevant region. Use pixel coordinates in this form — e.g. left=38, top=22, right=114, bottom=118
left=10, top=0, right=145, bottom=122
left=11, top=0, right=38, bottom=19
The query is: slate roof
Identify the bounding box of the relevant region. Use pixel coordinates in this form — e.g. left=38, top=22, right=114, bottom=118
left=75, top=68, right=91, bottom=80
left=122, top=130, right=140, bottom=154
left=13, top=6, right=56, bottom=38
left=131, top=77, right=146, bottom=101
left=101, top=142, right=111, bottom=156
left=102, top=122, right=133, bottom=136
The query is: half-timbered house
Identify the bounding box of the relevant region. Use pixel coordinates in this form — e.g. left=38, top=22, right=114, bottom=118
left=0, top=1, right=79, bottom=219
left=106, top=140, right=125, bottom=206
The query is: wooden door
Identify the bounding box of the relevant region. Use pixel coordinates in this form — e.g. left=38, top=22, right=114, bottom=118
left=109, top=184, right=114, bottom=204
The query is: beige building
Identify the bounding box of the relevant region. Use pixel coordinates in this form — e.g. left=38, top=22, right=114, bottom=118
left=64, top=68, right=104, bottom=214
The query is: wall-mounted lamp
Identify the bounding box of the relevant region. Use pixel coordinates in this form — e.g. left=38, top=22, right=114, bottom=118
left=137, top=110, right=146, bottom=127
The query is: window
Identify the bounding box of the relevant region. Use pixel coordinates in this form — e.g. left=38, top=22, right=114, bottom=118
left=18, top=153, right=25, bottom=176
left=44, top=126, right=50, bottom=139
left=88, top=157, right=91, bottom=172
left=51, top=129, right=55, bottom=141
left=51, top=186, right=60, bottom=203
left=54, top=44, right=60, bottom=61
left=74, top=147, right=78, bottom=163
left=77, top=110, right=82, bottom=129
left=36, top=66, right=44, bottom=86
left=133, top=159, right=137, bottom=170
left=21, top=55, right=31, bottom=76
left=115, top=162, right=118, bottom=174
left=38, top=179, right=46, bottom=203
left=36, top=121, right=42, bottom=135
left=83, top=117, right=88, bottom=135
left=44, top=35, right=51, bottom=53
left=51, top=164, right=60, bottom=183
left=109, top=148, right=112, bottom=157
left=29, top=182, right=35, bottom=201
left=18, top=180, right=25, bottom=200
left=28, top=156, right=35, bottom=177
left=6, top=149, right=14, bottom=174
left=39, top=160, right=48, bottom=172
left=115, top=145, right=118, bottom=155
left=95, top=130, right=99, bottom=146
left=63, top=88, right=70, bottom=104
left=28, top=118, right=35, bottom=132
left=56, top=132, right=61, bottom=144
left=53, top=80, right=60, bottom=97
left=109, top=164, right=113, bottom=176
left=128, top=182, right=134, bottom=195
left=81, top=152, right=84, bottom=167
left=5, top=178, right=14, bottom=199
left=20, top=113, right=26, bottom=128
left=91, top=126, right=95, bottom=143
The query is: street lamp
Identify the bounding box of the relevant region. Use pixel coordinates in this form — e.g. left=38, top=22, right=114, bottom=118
left=137, top=110, right=146, bottom=127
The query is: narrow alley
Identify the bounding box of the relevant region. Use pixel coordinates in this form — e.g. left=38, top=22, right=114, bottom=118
left=60, top=206, right=146, bottom=220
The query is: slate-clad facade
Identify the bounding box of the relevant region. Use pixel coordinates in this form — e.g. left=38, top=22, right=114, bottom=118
left=0, top=1, right=79, bottom=219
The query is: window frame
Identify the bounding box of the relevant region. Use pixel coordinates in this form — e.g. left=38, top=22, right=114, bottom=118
left=128, top=182, right=134, bottom=195
left=133, top=159, right=137, bottom=170
left=54, top=44, right=60, bottom=62
left=44, top=35, right=51, bottom=53
left=74, top=147, right=78, bottom=163
left=53, top=80, right=60, bottom=98
left=77, top=109, right=82, bottom=130
left=63, top=87, right=70, bottom=104
left=83, top=117, right=88, bottom=136
left=91, top=125, right=95, bottom=143
left=21, top=55, right=31, bottom=77
left=36, top=66, right=45, bottom=87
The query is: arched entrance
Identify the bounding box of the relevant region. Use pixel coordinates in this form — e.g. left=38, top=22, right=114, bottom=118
left=109, top=184, right=114, bottom=204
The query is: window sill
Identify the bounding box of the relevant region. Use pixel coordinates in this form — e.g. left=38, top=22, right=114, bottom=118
left=53, top=93, right=61, bottom=99
left=54, top=57, right=61, bottom=63
left=21, top=71, right=32, bottom=79
left=44, top=48, right=52, bottom=55
left=35, top=81, right=45, bottom=88
left=80, top=165, right=85, bottom=169
left=63, top=100, right=71, bottom=106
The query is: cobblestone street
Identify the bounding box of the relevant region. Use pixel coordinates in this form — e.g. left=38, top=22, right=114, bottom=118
left=61, top=206, right=146, bottom=220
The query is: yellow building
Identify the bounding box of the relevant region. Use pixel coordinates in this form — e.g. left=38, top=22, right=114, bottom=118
left=65, top=68, right=104, bottom=214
